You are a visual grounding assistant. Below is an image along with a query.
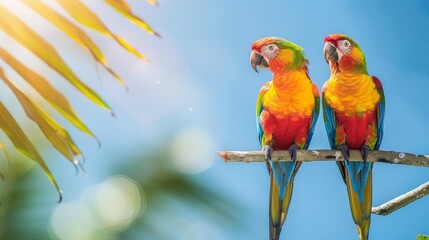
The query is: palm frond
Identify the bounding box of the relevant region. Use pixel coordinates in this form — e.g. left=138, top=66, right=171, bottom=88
left=0, top=98, right=61, bottom=200
left=56, top=0, right=146, bottom=60
left=104, top=0, right=160, bottom=37
left=0, top=0, right=158, bottom=198
left=0, top=47, right=97, bottom=140
left=21, top=0, right=127, bottom=88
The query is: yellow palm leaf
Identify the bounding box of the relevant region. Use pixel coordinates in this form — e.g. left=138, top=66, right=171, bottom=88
left=56, top=0, right=146, bottom=60
left=21, top=0, right=127, bottom=89
left=0, top=70, right=83, bottom=169
left=0, top=0, right=159, bottom=199
left=104, top=0, right=160, bottom=37
left=0, top=47, right=97, bottom=141
left=0, top=7, right=113, bottom=113
left=0, top=96, right=62, bottom=201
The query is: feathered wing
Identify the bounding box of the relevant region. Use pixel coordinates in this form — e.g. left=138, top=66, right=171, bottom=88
left=256, top=82, right=270, bottom=145
left=305, top=82, right=320, bottom=149
left=322, top=81, right=346, bottom=180
left=372, top=76, right=385, bottom=150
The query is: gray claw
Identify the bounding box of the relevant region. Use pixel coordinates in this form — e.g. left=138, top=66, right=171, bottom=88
left=263, top=145, right=272, bottom=173
left=337, top=144, right=350, bottom=162
left=288, top=144, right=299, bottom=162
left=361, top=145, right=371, bottom=163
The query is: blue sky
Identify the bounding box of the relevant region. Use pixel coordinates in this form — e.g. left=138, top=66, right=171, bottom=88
left=151, top=1, right=429, bottom=239
left=2, top=0, right=429, bottom=239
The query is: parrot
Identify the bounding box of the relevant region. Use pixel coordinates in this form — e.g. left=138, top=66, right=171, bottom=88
left=250, top=37, right=320, bottom=240
left=322, top=33, right=385, bottom=240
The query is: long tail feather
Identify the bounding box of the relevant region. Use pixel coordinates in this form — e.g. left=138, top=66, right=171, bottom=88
left=345, top=162, right=373, bottom=240
left=269, top=162, right=301, bottom=240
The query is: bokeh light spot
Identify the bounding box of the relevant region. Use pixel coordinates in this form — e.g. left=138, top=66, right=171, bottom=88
left=94, top=176, right=142, bottom=232
left=171, top=128, right=215, bottom=174
left=49, top=202, right=93, bottom=240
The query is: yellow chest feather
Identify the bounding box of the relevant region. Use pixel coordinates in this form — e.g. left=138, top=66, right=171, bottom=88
left=263, top=72, right=315, bottom=118
left=324, top=73, right=380, bottom=113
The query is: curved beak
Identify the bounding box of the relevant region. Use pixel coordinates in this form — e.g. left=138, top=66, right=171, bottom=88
left=324, top=42, right=339, bottom=63
left=250, top=51, right=269, bottom=73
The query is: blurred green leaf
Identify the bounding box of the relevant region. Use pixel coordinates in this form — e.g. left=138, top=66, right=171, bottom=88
left=1, top=145, right=249, bottom=239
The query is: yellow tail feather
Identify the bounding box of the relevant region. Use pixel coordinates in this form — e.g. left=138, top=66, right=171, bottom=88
left=269, top=162, right=301, bottom=240
left=345, top=168, right=373, bottom=240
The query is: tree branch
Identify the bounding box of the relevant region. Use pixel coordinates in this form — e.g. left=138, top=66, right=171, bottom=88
left=218, top=149, right=429, bottom=216
left=218, top=150, right=429, bottom=167
left=371, top=180, right=429, bottom=215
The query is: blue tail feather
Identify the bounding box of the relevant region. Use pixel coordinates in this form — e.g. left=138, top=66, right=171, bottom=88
left=271, top=162, right=296, bottom=200
left=346, top=162, right=372, bottom=203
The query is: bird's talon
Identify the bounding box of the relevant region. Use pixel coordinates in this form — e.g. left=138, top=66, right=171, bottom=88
left=288, top=144, right=299, bottom=162
left=337, top=144, right=350, bottom=162
left=263, top=145, right=273, bottom=173
left=361, top=145, right=370, bottom=163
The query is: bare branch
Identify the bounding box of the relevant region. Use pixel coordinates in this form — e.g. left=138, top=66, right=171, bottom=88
left=372, top=180, right=429, bottom=215
left=218, top=149, right=429, bottom=216
left=218, top=150, right=429, bottom=167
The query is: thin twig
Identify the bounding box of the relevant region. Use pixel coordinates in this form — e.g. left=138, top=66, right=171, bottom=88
left=371, top=180, right=429, bottom=215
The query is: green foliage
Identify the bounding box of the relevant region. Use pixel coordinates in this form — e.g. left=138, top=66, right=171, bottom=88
left=417, top=235, right=429, bottom=240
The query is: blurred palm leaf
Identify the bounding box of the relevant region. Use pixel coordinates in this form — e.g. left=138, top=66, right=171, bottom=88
left=1, top=147, right=248, bottom=239
left=0, top=0, right=158, bottom=199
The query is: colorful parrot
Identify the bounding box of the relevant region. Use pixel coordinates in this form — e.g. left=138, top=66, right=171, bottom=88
left=250, top=37, right=320, bottom=240
left=322, top=33, right=385, bottom=240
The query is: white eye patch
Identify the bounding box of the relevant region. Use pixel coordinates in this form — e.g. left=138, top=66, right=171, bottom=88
left=261, top=44, right=279, bottom=59
left=338, top=39, right=352, bottom=54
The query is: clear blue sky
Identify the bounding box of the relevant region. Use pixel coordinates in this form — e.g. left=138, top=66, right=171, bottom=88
left=145, top=1, right=429, bottom=239
left=3, top=0, right=429, bottom=239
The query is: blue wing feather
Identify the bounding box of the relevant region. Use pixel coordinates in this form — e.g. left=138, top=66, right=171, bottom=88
left=304, top=84, right=320, bottom=149
left=373, top=76, right=385, bottom=150
left=322, top=91, right=336, bottom=149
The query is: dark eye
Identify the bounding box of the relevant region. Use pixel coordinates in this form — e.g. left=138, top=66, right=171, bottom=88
left=268, top=44, right=275, bottom=51
left=342, top=40, right=350, bottom=48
